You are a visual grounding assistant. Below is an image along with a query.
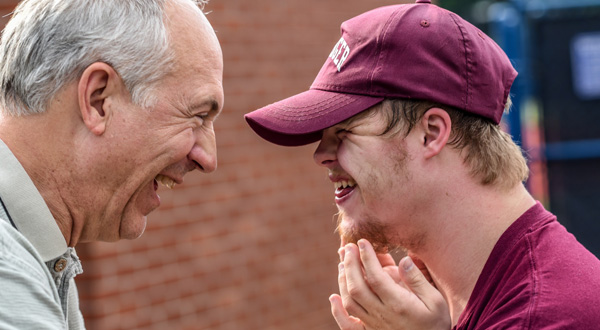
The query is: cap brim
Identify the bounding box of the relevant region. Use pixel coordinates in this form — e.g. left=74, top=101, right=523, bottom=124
left=245, top=89, right=384, bottom=146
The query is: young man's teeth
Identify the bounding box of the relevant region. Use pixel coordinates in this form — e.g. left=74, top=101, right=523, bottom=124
left=334, top=180, right=356, bottom=190
left=156, top=174, right=175, bottom=189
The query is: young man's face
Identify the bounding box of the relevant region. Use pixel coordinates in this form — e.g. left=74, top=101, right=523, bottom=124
left=313, top=105, right=426, bottom=252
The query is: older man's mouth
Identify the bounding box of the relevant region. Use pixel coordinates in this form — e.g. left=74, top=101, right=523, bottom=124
left=155, top=174, right=176, bottom=190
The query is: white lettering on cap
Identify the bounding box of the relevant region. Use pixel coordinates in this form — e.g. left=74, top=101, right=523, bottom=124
left=329, top=37, right=350, bottom=72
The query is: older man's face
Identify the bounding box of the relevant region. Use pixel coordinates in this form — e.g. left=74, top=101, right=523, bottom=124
left=87, top=2, right=224, bottom=242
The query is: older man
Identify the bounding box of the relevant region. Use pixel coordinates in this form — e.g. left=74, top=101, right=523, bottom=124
left=245, top=0, right=600, bottom=329
left=0, top=0, right=223, bottom=328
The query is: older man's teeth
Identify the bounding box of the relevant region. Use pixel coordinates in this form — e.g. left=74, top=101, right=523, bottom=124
left=334, top=180, right=356, bottom=190
left=156, top=174, right=175, bottom=189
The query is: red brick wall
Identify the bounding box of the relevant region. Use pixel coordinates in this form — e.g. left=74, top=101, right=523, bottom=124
left=1, top=1, right=405, bottom=329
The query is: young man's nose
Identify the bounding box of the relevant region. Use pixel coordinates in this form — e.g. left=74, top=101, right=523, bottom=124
left=313, top=129, right=339, bottom=168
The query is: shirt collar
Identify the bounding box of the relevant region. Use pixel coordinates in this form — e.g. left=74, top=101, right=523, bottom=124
left=0, top=138, right=68, bottom=261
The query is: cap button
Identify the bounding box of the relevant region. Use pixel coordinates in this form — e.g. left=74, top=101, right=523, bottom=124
left=415, top=0, right=431, bottom=3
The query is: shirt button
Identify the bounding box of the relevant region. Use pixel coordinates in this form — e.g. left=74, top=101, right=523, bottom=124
left=54, top=258, right=67, bottom=272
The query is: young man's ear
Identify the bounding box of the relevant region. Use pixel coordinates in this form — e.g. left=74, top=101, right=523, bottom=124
left=419, top=107, right=451, bottom=159
left=77, top=62, right=120, bottom=136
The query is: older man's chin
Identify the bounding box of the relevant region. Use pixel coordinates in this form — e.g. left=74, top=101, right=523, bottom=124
left=117, top=209, right=149, bottom=241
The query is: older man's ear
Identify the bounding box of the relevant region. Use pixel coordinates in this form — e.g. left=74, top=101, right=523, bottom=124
left=78, top=62, right=121, bottom=136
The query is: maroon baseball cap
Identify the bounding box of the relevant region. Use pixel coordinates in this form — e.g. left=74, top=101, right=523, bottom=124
left=245, top=0, right=517, bottom=146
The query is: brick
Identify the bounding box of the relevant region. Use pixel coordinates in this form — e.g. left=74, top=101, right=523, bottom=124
left=0, top=0, right=409, bottom=329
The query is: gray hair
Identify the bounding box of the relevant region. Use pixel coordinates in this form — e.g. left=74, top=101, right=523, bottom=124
left=0, top=0, right=207, bottom=116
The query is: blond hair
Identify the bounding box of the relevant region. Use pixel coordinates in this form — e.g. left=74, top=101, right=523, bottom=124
left=380, top=98, right=528, bottom=189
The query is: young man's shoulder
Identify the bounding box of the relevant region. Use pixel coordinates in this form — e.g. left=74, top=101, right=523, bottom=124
left=523, top=215, right=600, bottom=328
left=456, top=204, right=600, bottom=329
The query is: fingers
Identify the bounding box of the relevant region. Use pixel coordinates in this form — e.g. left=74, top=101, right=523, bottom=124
left=337, top=259, right=368, bottom=317
left=398, top=256, right=447, bottom=312
left=341, top=244, right=379, bottom=316
left=357, top=239, right=401, bottom=301
left=334, top=241, right=450, bottom=330
left=329, top=294, right=366, bottom=330
left=408, top=253, right=435, bottom=286
left=376, top=252, right=397, bottom=268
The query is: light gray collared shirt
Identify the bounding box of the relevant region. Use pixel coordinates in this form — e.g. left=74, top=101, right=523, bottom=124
left=0, top=139, right=85, bottom=329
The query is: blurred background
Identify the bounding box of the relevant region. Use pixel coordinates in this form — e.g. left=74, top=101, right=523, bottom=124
left=1, top=0, right=600, bottom=329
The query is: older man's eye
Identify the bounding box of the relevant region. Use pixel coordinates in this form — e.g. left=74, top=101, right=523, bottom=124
left=194, top=113, right=210, bottom=123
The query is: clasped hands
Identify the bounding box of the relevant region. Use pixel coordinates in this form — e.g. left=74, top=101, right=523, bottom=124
left=329, top=239, right=451, bottom=330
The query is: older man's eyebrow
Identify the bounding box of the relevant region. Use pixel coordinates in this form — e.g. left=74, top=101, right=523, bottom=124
left=191, top=98, right=222, bottom=118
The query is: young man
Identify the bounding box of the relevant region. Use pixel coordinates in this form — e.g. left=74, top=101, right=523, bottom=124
left=245, top=0, right=600, bottom=329
left=0, top=0, right=223, bottom=328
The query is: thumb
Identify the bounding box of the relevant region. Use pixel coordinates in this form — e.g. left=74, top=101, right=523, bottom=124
left=398, top=256, right=446, bottom=311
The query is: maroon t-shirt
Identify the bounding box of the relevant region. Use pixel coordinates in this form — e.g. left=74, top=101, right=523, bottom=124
left=454, top=202, right=600, bottom=329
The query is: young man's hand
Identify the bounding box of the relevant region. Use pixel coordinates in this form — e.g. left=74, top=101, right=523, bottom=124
left=330, top=239, right=451, bottom=330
